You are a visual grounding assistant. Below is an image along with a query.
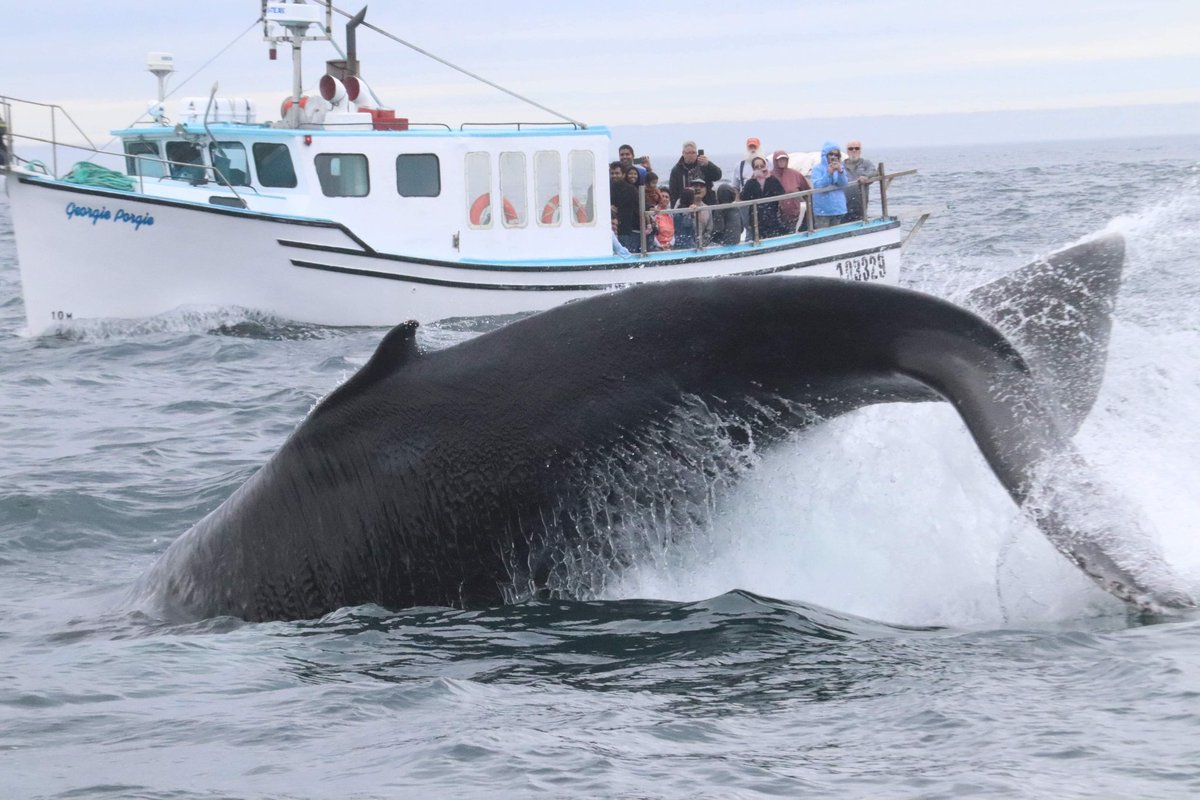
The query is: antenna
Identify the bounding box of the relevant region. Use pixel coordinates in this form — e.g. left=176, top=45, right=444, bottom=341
left=147, top=52, right=175, bottom=102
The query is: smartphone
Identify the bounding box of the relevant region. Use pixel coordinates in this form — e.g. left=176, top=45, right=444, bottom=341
left=698, top=149, right=705, bottom=156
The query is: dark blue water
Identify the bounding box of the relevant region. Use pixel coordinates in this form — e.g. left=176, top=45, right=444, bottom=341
left=3, top=137, right=1200, bottom=798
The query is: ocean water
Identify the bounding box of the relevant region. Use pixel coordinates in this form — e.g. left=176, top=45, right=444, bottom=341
left=2, top=136, right=1200, bottom=799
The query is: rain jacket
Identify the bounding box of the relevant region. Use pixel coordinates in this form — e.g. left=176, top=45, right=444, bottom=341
left=810, top=141, right=849, bottom=217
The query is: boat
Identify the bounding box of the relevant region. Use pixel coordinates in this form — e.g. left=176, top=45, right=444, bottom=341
left=1, top=1, right=919, bottom=337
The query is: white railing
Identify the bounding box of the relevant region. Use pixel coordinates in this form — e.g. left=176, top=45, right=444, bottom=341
left=0, top=95, right=251, bottom=206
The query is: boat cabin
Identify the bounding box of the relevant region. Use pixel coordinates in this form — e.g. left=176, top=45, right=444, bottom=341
left=116, top=106, right=613, bottom=262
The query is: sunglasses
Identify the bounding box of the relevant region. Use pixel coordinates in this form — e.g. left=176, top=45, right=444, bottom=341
left=847, top=146, right=861, bottom=151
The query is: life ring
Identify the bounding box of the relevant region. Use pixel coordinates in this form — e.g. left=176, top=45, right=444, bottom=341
left=540, top=195, right=590, bottom=225
left=571, top=197, right=590, bottom=223
left=469, top=194, right=520, bottom=226
left=541, top=195, right=562, bottom=225
left=279, top=95, right=309, bottom=118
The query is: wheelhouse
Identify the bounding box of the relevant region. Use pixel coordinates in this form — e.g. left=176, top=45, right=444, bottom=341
left=116, top=122, right=613, bottom=260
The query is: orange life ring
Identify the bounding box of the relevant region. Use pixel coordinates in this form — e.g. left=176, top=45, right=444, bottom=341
left=541, top=195, right=562, bottom=225
left=469, top=194, right=520, bottom=226
left=279, top=95, right=309, bottom=118
left=571, top=197, right=590, bottom=223
left=540, top=194, right=590, bottom=225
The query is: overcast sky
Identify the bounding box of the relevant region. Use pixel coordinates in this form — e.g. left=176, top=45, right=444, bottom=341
left=3, top=0, right=1198, bottom=150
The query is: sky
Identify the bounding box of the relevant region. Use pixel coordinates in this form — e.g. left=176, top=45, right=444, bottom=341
left=2, top=0, right=1198, bottom=154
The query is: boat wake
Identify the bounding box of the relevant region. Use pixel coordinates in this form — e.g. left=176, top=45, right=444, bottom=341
left=24, top=304, right=503, bottom=349
left=24, top=305, right=348, bottom=342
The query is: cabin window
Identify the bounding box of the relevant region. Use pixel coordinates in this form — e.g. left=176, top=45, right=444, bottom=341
left=499, top=152, right=527, bottom=228
left=208, top=141, right=250, bottom=187
left=165, top=140, right=205, bottom=182
left=465, top=151, right=492, bottom=228
left=253, top=142, right=297, bottom=188
left=534, top=151, right=561, bottom=227
left=395, top=154, right=440, bottom=197
left=315, top=154, right=370, bottom=197
left=124, top=140, right=165, bottom=179
left=568, top=150, right=596, bottom=226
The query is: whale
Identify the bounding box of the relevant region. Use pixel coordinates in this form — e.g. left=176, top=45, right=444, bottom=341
left=134, top=233, right=1194, bottom=621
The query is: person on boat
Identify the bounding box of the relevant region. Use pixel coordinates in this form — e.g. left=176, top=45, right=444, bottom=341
left=668, top=141, right=722, bottom=206
left=842, top=140, right=876, bottom=221
left=739, top=156, right=785, bottom=239
left=711, top=184, right=744, bottom=245
left=624, top=166, right=655, bottom=249
left=673, top=187, right=698, bottom=249
left=644, top=171, right=664, bottom=208
left=733, top=137, right=766, bottom=197
left=618, top=144, right=647, bottom=183
left=610, top=161, right=641, bottom=252
left=611, top=207, right=632, bottom=256
left=690, top=175, right=716, bottom=205
left=810, top=142, right=849, bottom=228
left=0, top=115, right=8, bottom=166
left=653, top=191, right=675, bottom=250
left=770, top=150, right=811, bottom=233
left=688, top=176, right=716, bottom=244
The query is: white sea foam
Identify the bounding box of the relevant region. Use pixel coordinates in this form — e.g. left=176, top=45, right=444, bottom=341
left=612, top=185, right=1200, bottom=627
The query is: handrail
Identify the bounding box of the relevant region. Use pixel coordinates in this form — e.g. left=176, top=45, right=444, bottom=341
left=460, top=121, right=584, bottom=131
left=633, top=168, right=917, bottom=255
left=0, top=95, right=101, bottom=178
left=0, top=97, right=10, bottom=170
left=4, top=130, right=254, bottom=201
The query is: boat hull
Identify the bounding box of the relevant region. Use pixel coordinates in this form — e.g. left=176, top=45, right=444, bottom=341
left=9, top=174, right=903, bottom=335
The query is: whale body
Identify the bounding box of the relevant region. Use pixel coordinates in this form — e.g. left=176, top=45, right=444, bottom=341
left=136, top=233, right=1193, bottom=621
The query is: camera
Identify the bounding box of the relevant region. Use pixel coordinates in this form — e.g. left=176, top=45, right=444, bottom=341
left=698, top=149, right=704, bottom=156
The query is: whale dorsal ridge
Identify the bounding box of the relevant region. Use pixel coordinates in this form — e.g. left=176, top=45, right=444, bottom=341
left=316, top=320, right=421, bottom=413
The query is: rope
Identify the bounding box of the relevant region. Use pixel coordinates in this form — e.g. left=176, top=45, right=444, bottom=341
left=63, top=162, right=136, bottom=191
left=329, top=4, right=587, bottom=128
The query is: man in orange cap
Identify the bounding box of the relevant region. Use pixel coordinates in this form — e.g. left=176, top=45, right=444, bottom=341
left=734, top=136, right=765, bottom=197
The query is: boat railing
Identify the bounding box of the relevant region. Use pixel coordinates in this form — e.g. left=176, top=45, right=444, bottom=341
left=460, top=121, right=586, bottom=131
left=3, top=132, right=253, bottom=208
left=632, top=166, right=917, bottom=256
left=389, top=122, right=453, bottom=131
left=0, top=97, right=9, bottom=168
left=0, top=95, right=100, bottom=179
left=0, top=94, right=262, bottom=203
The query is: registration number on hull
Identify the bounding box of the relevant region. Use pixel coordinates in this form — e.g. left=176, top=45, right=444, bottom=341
left=835, top=253, right=887, bottom=281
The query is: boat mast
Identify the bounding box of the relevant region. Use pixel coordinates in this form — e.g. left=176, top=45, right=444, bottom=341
left=262, top=0, right=332, bottom=126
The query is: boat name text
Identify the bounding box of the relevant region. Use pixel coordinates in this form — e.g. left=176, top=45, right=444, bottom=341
left=835, top=253, right=886, bottom=281
left=65, top=202, right=155, bottom=231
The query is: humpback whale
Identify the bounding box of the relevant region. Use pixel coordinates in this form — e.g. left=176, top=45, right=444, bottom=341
left=136, top=233, right=1193, bottom=621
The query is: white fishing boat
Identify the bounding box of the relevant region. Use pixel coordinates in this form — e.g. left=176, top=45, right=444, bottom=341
left=1, top=1, right=918, bottom=336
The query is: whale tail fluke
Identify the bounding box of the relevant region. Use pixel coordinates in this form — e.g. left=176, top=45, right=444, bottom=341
left=927, top=233, right=1192, bottom=611
left=963, top=233, right=1125, bottom=436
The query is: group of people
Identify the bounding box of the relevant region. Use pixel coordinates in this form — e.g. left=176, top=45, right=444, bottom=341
left=609, top=137, right=876, bottom=254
